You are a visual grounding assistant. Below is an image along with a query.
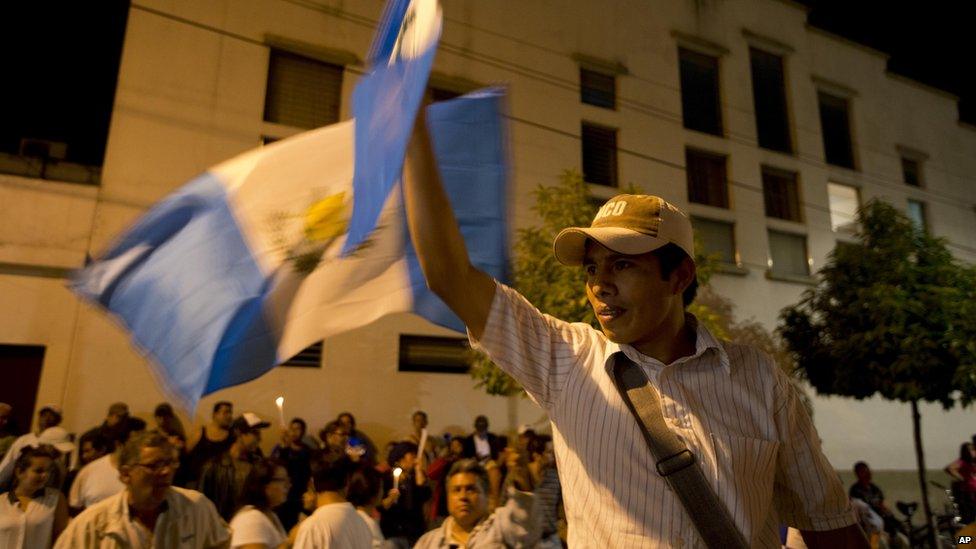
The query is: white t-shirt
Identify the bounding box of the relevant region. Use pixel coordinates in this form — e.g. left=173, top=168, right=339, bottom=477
left=229, top=506, right=286, bottom=548
left=68, top=454, right=124, bottom=509
left=294, top=502, right=373, bottom=549
left=355, top=509, right=384, bottom=548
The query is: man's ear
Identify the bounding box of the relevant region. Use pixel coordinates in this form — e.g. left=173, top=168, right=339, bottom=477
left=670, top=257, right=696, bottom=296
left=119, top=465, right=131, bottom=484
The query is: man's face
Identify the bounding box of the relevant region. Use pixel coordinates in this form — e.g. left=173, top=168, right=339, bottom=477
left=338, top=414, right=354, bottom=431
left=214, top=405, right=233, bottom=429
left=80, top=441, right=100, bottom=465
left=38, top=410, right=60, bottom=430
left=474, top=417, right=488, bottom=433
left=288, top=422, right=305, bottom=443
left=106, top=412, right=126, bottom=428
left=447, top=472, right=488, bottom=529
left=412, top=413, right=428, bottom=431
left=239, top=430, right=261, bottom=452
left=326, top=428, right=348, bottom=451
left=855, top=465, right=871, bottom=483
left=122, top=446, right=175, bottom=506
left=584, top=242, right=686, bottom=354
left=0, top=407, right=10, bottom=429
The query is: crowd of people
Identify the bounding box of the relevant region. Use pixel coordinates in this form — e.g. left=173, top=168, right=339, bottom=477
left=842, top=434, right=976, bottom=548
left=0, top=399, right=563, bottom=548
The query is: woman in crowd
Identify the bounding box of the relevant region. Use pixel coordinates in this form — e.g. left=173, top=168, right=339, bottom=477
left=0, top=445, right=69, bottom=548
left=229, top=458, right=290, bottom=549
left=946, top=441, right=976, bottom=523
left=379, top=442, right=430, bottom=546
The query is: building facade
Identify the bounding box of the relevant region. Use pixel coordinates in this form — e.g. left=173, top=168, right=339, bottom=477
left=2, top=0, right=974, bottom=468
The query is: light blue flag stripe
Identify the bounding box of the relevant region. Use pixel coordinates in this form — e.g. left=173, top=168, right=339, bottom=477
left=407, top=88, right=510, bottom=332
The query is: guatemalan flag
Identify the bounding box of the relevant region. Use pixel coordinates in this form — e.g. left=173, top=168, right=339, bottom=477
left=70, top=0, right=508, bottom=410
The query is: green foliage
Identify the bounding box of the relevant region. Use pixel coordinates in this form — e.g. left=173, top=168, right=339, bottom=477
left=779, top=199, right=976, bottom=409
left=469, top=169, right=798, bottom=397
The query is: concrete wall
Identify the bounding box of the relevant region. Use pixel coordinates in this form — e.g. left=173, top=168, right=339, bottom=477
left=2, top=0, right=974, bottom=465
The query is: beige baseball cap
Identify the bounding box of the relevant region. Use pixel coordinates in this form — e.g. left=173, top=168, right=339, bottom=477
left=553, top=194, right=694, bottom=266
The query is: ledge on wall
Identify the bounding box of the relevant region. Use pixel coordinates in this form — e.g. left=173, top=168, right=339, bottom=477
left=765, top=270, right=817, bottom=286
left=715, top=263, right=749, bottom=276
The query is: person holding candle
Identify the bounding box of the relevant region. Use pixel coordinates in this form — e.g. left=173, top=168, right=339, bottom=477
left=379, top=442, right=430, bottom=546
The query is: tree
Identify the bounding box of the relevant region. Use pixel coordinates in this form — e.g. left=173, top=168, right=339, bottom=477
left=470, top=169, right=799, bottom=402
left=779, top=199, right=976, bottom=546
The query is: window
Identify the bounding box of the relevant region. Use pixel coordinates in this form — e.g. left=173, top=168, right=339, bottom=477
left=902, top=157, right=922, bottom=187
left=762, top=167, right=802, bottom=221
left=818, top=91, right=855, bottom=169
left=581, top=123, right=618, bottom=186
left=264, top=50, right=343, bottom=129
left=749, top=48, right=792, bottom=153
left=685, top=149, right=728, bottom=208
left=692, top=217, right=736, bottom=265
left=768, top=230, right=809, bottom=277
left=281, top=342, right=322, bottom=367
left=907, top=199, right=927, bottom=232
left=826, top=182, right=859, bottom=234
left=398, top=335, right=471, bottom=374
left=580, top=68, right=616, bottom=109
left=429, top=86, right=462, bottom=103
left=0, top=345, right=46, bottom=436
left=678, top=48, right=723, bottom=136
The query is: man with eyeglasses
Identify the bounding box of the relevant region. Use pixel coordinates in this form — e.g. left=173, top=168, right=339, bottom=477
left=55, top=431, right=230, bottom=548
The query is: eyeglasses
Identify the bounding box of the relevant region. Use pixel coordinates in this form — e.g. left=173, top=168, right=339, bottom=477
left=133, top=459, right=177, bottom=473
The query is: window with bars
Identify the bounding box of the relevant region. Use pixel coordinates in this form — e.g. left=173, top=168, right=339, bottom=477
left=281, top=341, right=323, bottom=368
left=818, top=91, right=855, bottom=169
left=901, top=157, right=922, bottom=187
left=685, top=148, right=728, bottom=208
left=398, top=335, right=471, bottom=374
left=580, top=68, right=616, bottom=109
left=907, top=199, right=927, bottom=232
left=692, top=217, right=736, bottom=265
left=762, top=167, right=802, bottom=221
left=678, top=48, right=723, bottom=136
left=827, top=182, right=860, bottom=234
left=768, top=230, right=809, bottom=277
left=749, top=48, right=792, bottom=153
left=581, top=123, right=618, bottom=186
left=264, top=49, right=343, bottom=129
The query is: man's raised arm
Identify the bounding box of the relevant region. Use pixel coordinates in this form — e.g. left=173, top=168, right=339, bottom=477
left=403, top=109, right=496, bottom=339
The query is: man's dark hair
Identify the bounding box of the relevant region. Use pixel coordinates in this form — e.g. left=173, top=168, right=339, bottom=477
left=447, top=458, right=489, bottom=493
left=527, top=437, right=547, bottom=458
left=238, top=458, right=286, bottom=511
left=960, top=443, right=975, bottom=464
left=80, top=431, right=113, bottom=455
left=388, top=441, right=418, bottom=467
left=290, top=418, right=307, bottom=437
left=120, top=431, right=173, bottom=468
left=337, top=412, right=356, bottom=429
left=14, top=444, right=61, bottom=477
left=309, top=450, right=352, bottom=493
left=213, top=401, right=232, bottom=415
left=319, top=420, right=346, bottom=443
left=853, top=461, right=869, bottom=473
left=346, top=465, right=382, bottom=507
left=653, top=243, right=698, bottom=307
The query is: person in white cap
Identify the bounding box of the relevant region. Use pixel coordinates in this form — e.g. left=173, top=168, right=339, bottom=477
left=0, top=405, right=65, bottom=489
left=402, top=112, right=866, bottom=547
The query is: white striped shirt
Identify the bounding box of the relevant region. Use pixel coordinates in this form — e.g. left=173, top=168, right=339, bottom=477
left=469, top=282, right=855, bottom=548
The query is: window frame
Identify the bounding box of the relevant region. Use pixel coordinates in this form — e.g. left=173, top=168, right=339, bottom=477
left=677, top=47, right=724, bottom=136
left=398, top=335, right=471, bottom=374
left=761, top=166, right=803, bottom=222
left=749, top=47, right=793, bottom=154
left=581, top=122, right=619, bottom=187
left=580, top=67, right=616, bottom=109
left=685, top=148, right=729, bottom=209
left=767, top=229, right=811, bottom=279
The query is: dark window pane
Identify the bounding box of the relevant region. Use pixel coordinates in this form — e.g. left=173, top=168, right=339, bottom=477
left=264, top=50, right=343, bottom=129
left=768, top=230, right=809, bottom=276
left=679, top=48, right=723, bottom=136
left=582, top=123, right=618, bottom=186
left=692, top=217, right=735, bottom=264
left=398, top=335, right=470, bottom=374
left=901, top=157, right=921, bottom=186
left=429, top=86, right=462, bottom=103
left=580, top=68, right=616, bottom=109
left=749, top=48, right=792, bottom=153
left=818, top=92, right=855, bottom=169
left=762, top=167, right=802, bottom=221
left=685, top=149, right=728, bottom=208
left=282, top=341, right=322, bottom=368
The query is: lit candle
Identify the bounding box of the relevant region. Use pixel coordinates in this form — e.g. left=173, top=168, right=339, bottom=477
left=393, top=467, right=403, bottom=490
left=275, top=396, right=285, bottom=427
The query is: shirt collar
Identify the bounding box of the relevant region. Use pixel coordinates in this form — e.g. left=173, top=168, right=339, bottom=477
left=601, top=313, right=731, bottom=376
left=6, top=487, right=45, bottom=504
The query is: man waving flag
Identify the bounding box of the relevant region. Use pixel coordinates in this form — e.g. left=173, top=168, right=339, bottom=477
left=70, top=0, right=509, bottom=411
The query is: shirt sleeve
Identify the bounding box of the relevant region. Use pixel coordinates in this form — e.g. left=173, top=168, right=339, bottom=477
left=771, top=370, right=856, bottom=531
left=495, top=488, right=542, bottom=547
left=68, top=465, right=85, bottom=507
left=199, top=496, right=232, bottom=549
left=468, top=282, right=595, bottom=409
left=229, top=509, right=276, bottom=546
